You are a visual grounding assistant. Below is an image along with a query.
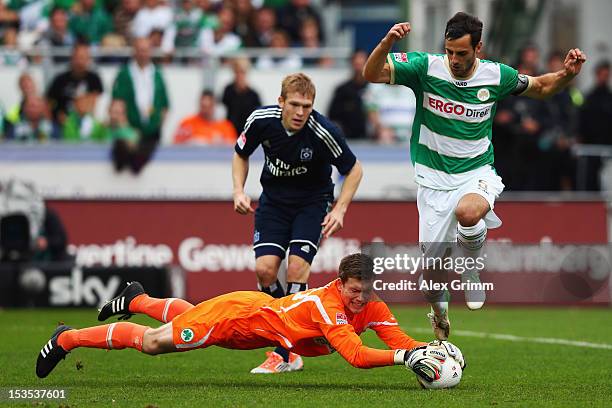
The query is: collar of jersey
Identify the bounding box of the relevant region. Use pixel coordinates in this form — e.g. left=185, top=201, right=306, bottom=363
left=443, top=54, right=480, bottom=81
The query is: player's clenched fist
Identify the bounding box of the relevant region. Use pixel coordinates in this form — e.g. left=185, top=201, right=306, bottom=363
left=564, top=48, right=586, bottom=76
left=233, top=191, right=254, bottom=215
left=384, top=22, right=411, bottom=44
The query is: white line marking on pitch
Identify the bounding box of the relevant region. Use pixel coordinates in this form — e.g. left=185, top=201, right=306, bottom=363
left=410, top=327, right=612, bottom=350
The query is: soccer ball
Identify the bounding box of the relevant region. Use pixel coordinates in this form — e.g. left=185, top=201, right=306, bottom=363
left=416, top=355, right=463, bottom=389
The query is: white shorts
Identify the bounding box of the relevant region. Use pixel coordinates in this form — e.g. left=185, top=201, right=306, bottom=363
left=417, top=166, right=505, bottom=245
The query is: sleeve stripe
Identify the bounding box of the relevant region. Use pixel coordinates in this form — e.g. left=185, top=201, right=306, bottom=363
left=386, top=54, right=396, bottom=85
left=366, top=321, right=399, bottom=328
left=243, top=107, right=281, bottom=133
left=264, top=293, right=333, bottom=325
left=308, top=117, right=342, bottom=158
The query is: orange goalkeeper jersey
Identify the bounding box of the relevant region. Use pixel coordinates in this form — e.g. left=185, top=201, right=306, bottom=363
left=173, top=279, right=426, bottom=368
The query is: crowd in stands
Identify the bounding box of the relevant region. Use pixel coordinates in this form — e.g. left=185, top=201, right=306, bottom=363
left=0, top=0, right=328, bottom=65
left=1, top=0, right=611, bottom=190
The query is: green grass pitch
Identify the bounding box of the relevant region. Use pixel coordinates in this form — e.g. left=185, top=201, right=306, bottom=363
left=1, top=306, right=610, bottom=407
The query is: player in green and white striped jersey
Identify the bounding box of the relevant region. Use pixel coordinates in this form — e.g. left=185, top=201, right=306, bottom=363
left=364, top=12, right=586, bottom=340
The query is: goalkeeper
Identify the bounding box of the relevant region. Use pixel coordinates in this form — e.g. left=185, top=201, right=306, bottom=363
left=36, top=254, right=463, bottom=383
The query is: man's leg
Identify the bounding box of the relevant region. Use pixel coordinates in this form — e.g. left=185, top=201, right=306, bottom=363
left=417, top=186, right=455, bottom=340
left=251, top=194, right=298, bottom=373
left=255, top=255, right=284, bottom=298
left=98, top=281, right=194, bottom=323
left=36, top=321, right=175, bottom=378
left=455, top=193, right=490, bottom=310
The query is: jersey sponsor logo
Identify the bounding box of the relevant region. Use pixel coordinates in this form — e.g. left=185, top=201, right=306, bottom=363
left=265, top=157, right=308, bottom=177
left=454, top=80, right=468, bottom=87
left=237, top=132, right=247, bottom=149
left=300, top=147, right=313, bottom=161
left=425, top=94, right=492, bottom=122
left=477, top=88, right=490, bottom=101
left=335, top=312, right=348, bottom=325
left=393, top=52, right=408, bottom=63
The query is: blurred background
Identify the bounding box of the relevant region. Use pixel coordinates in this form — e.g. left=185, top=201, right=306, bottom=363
left=0, top=0, right=610, bottom=307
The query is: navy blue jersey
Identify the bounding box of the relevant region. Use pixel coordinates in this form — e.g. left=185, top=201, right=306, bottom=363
left=235, top=105, right=357, bottom=204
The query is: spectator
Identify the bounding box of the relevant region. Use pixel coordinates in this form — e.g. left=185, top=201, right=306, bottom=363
left=364, top=83, right=417, bottom=143
left=541, top=51, right=582, bottom=190
left=516, top=43, right=541, bottom=75
left=69, top=0, right=114, bottom=45
left=61, top=88, right=108, bottom=143
left=174, top=90, right=237, bottom=145
left=160, top=0, right=215, bottom=59
left=46, top=43, right=103, bottom=124
left=131, top=0, right=173, bottom=40
left=7, top=0, right=46, bottom=33
left=5, top=72, right=39, bottom=127
left=298, top=16, right=331, bottom=67
left=222, top=57, right=261, bottom=133
left=501, top=63, right=553, bottom=190
left=200, top=6, right=241, bottom=56
left=106, top=99, right=141, bottom=172
left=255, top=29, right=301, bottom=69
left=328, top=50, right=369, bottom=140
left=492, top=96, right=521, bottom=190
left=231, top=0, right=256, bottom=43
left=0, top=1, right=19, bottom=28
left=244, top=6, right=275, bottom=48
left=112, top=0, right=141, bottom=46
left=34, top=206, right=70, bottom=262
left=276, top=0, right=323, bottom=45
left=0, top=24, right=26, bottom=66
left=5, top=95, right=58, bottom=142
left=37, top=7, right=75, bottom=51
left=578, top=60, right=612, bottom=190
left=112, top=37, right=169, bottom=172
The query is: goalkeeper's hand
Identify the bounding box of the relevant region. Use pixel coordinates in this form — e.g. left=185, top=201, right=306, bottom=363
left=429, top=340, right=466, bottom=369
left=393, top=347, right=444, bottom=383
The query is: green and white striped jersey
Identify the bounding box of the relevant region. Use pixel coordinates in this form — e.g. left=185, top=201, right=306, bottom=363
left=387, top=52, right=519, bottom=189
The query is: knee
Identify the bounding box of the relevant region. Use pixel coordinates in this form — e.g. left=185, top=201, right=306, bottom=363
left=142, top=331, right=162, bottom=355
left=455, top=204, right=482, bottom=227
left=286, top=262, right=302, bottom=280
left=255, top=263, right=278, bottom=285
left=287, top=258, right=309, bottom=281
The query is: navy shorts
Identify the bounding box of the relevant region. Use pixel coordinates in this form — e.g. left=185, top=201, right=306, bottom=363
left=253, top=193, right=331, bottom=264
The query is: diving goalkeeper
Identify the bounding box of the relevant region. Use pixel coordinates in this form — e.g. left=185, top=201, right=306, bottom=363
left=36, top=254, right=464, bottom=383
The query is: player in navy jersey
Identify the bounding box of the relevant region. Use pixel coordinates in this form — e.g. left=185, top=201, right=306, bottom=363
left=232, top=73, right=363, bottom=373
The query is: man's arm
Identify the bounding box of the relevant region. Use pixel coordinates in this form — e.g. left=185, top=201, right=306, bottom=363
left=231, top=152, right=254, bottom=214
left=321, top=160, right=362, bottom=238
left=521, top=48, right=586, bottom=100
left=367, top=301, right=427, bottom=350
left=363, top=22, right=411, bottom=84
left=321, top=323, right=397, bottom=368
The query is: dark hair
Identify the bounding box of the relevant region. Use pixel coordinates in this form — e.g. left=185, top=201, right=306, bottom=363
left=49, top=7, right=66, bottom=17
left=445, top=12, right=483, bottom=49
left=201, top=89, right=215, bottom=98
left=595, top=60, right=610, bottom=72
left=338, top=253, right=375, bottom=283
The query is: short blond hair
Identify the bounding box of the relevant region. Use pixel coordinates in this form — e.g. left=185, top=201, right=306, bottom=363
left=280, top=73, right=316, bottom=100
